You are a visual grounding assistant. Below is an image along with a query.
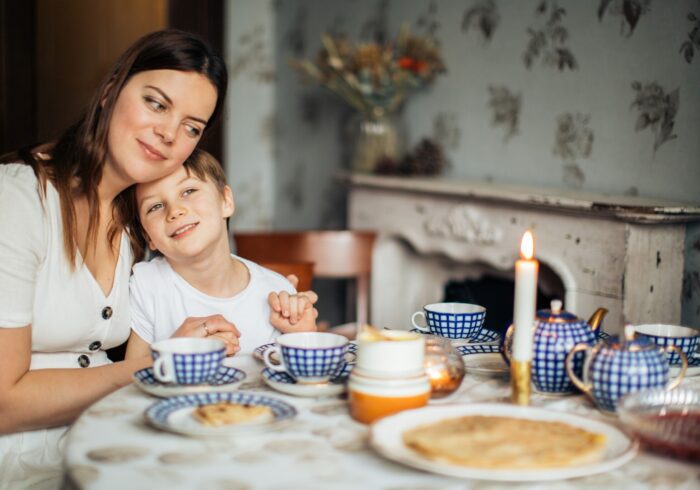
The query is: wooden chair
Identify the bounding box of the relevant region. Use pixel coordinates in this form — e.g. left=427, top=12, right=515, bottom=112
left=233, top=231, right=376, bottom=334
left=257, top=261, right=314, bottom=292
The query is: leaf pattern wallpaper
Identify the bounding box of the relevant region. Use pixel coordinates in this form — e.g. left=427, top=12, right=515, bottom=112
left=266, top=0, right=700, bottom=325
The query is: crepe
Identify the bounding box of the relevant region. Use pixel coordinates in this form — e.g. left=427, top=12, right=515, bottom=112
left=402, top=415, right=607, bottom=469
left=193, top=401, right=273, bottom=426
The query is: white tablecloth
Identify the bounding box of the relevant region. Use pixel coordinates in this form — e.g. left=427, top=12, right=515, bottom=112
left=64, top=355, right=700, bottom=489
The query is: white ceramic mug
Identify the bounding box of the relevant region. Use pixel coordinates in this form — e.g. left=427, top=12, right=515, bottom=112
left=355, top=330, right=425, bottom=378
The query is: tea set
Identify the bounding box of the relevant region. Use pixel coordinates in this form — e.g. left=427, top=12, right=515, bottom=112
left=135, top=298, right=700, bottom=422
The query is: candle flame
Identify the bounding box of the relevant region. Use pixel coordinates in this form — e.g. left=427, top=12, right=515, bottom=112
left=520, top=231, right=534, bottom=260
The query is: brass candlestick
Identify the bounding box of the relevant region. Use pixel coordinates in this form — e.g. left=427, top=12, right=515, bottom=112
left=511, top=360, right=531, bottom=405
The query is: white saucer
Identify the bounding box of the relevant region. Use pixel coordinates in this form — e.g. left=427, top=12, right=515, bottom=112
left=133, top=365, right=246, bottom=398
left=261, top=363, right=352, bottom=397
left=456, top=344, right=509, bottom=377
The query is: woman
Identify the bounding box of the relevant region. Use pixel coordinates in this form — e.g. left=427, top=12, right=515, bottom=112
left=0, top=29, right=232, bottom=487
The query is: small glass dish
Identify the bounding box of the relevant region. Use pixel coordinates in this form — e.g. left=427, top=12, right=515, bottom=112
left=423, top=335, right=465, bottom=399
left=617, top=388, right=700, bottom=462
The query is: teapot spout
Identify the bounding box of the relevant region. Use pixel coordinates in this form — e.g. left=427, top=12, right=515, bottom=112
left=587, top=308, right=608, bottom=332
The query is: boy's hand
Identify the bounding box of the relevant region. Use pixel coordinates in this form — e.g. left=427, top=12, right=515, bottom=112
left=171, top=314, right=241, bottom=356
left=269, top=291, right=319, bottom=333
left=285, top=274, right=319, bottom=305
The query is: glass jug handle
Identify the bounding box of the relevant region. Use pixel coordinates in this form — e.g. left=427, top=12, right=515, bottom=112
left=665, top=345, right=688, bottom=390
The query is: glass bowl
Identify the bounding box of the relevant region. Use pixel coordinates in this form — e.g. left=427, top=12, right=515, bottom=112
left=617, top=388, right=700, bottom=462
left=423, top=335, right=465, bottom=399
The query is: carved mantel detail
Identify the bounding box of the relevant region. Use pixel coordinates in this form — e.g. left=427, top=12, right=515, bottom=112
left=424, top=205, right=503, bottom=245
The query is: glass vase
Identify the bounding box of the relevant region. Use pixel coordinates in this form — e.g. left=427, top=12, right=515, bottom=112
left=350, top=111, right=403, bottom=173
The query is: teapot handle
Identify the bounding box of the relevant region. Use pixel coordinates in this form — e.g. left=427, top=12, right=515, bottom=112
left=665, top=345, right=688, bottom=390
left=565, top=343, right=592, bottom=394
left=502, top=325, right=514, bottom=365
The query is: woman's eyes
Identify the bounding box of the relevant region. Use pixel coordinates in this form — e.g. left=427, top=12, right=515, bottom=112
left=144, top=96, right=202, bottom=138
left=144, top=96, right=165, bottom=112
left=184, top=125, right=202, bottom=138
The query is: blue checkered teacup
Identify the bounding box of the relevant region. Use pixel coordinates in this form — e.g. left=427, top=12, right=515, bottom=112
left=263, top=332, right=351, bottom=384
left=411, top=302, right=486, bottom=340
left=634, top=324, right=700, bottom=365
left=151, top=338, right=226, bottom=385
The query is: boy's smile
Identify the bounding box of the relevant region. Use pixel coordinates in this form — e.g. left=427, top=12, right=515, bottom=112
left=136, top=165, right=234, bottom=263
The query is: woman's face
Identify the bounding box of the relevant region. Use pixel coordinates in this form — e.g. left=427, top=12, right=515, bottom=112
left=105, top=69, right=218, bottom=189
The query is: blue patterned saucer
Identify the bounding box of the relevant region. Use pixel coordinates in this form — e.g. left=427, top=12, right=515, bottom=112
left=254, top=341, right=358, bottom=363
left=409, top=328, right=501, bottom=345
left=262, top=362, right=352, bottom=397
left=144, top=391, right=297, bottom=436
left=133, top=365, right=246, bottom=398
left=457, top=344, right=509, bottom=377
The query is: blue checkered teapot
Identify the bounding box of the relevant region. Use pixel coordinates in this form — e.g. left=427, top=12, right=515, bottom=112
left=503, top=299, right=607, bottom=394
left=566, top=325, right=688, bottom=412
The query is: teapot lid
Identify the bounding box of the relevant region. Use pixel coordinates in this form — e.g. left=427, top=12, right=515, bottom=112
left=536, top=300, right=579, bottom=323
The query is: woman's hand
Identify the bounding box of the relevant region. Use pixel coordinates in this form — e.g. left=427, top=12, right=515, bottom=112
left=171, top=315, right=240, bottom=356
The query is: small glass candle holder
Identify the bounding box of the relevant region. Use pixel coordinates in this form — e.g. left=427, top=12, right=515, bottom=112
left=423, top=335, right=465, bottom=398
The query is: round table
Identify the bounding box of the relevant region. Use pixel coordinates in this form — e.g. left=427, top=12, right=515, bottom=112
left=64, top=354, right=700, bottom=489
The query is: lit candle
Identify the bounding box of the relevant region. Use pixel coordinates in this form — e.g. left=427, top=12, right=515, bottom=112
left=513, top=231, right=539, bottom=361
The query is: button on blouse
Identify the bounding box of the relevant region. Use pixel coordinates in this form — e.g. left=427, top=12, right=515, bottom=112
left=78, top=354, right=90, bottom=368
left=101, top=306, right=113, bottom=320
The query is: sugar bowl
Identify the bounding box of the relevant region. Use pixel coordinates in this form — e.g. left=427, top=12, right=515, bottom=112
left=566, top=325, right=688, bottom=412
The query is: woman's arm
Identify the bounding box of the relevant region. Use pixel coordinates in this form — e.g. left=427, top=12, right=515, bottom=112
left=0, top=326, right=150, bottom=434
left=124, top=330, right=151, bottom=360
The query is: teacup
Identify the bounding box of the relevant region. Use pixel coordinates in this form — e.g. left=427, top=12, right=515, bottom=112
left=151, top=338, right=226, bottom=385
left=634, top=324, right=700, bottom=365
left=263, top=332, right=351, bottom=384
left=411, top=302, right=486, bottom=340
left=355, top=329, right=425, bottom=378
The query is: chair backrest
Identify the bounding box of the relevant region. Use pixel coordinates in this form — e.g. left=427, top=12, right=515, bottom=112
left=234, top=231, right=376, bottom=326
left=258, top=261, right=314, bottom=292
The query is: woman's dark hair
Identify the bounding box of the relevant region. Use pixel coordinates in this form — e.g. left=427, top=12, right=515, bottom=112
left=4, top=29, right=228, bottom=267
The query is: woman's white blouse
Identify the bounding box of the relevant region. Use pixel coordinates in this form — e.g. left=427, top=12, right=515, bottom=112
left=0, top=163, right=132, bottom=369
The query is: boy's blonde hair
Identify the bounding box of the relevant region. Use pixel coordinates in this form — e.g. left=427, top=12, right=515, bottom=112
left=183, top=148, right=228, bottom=198
left=128, top=148, right=229, bottom=261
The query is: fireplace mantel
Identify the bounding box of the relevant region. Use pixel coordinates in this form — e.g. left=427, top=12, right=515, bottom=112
left=344, top=173, right=700, bottom=224
left=346, top=174, right=700, bottom=333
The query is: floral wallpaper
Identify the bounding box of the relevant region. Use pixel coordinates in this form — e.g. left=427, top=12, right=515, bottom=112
left=258, top=0, right=700, bottom=326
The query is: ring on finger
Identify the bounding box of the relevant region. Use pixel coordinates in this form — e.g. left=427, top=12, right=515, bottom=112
left=201, top=322, right=210, bottom=335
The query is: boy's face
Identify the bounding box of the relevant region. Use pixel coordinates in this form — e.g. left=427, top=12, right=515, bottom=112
left=136, top=165, right=234, bottom=262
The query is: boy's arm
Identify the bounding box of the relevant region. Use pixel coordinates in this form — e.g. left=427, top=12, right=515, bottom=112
left=125, top=331, right=152, bottom=360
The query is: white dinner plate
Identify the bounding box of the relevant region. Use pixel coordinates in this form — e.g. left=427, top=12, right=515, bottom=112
left=261, top=363, right=352, bottom=397
left=144, top=391, right=297, bottom=437
left=370, top=403, right=637, bottom=481
left=457, top=345, right=509, bottom=377
left=133, top=365, right=246, bottom=398
left=253, top=341, right=358, bottom=363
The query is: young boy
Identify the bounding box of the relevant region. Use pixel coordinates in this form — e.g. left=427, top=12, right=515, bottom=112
left=125, top=149, right=317, bottom=359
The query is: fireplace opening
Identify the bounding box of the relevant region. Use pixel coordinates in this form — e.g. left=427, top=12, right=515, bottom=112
left=443, top=263, right=565, bottom=335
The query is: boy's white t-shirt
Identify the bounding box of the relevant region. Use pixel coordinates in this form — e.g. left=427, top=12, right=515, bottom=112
left=129, top=254, right=295, bottom=354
